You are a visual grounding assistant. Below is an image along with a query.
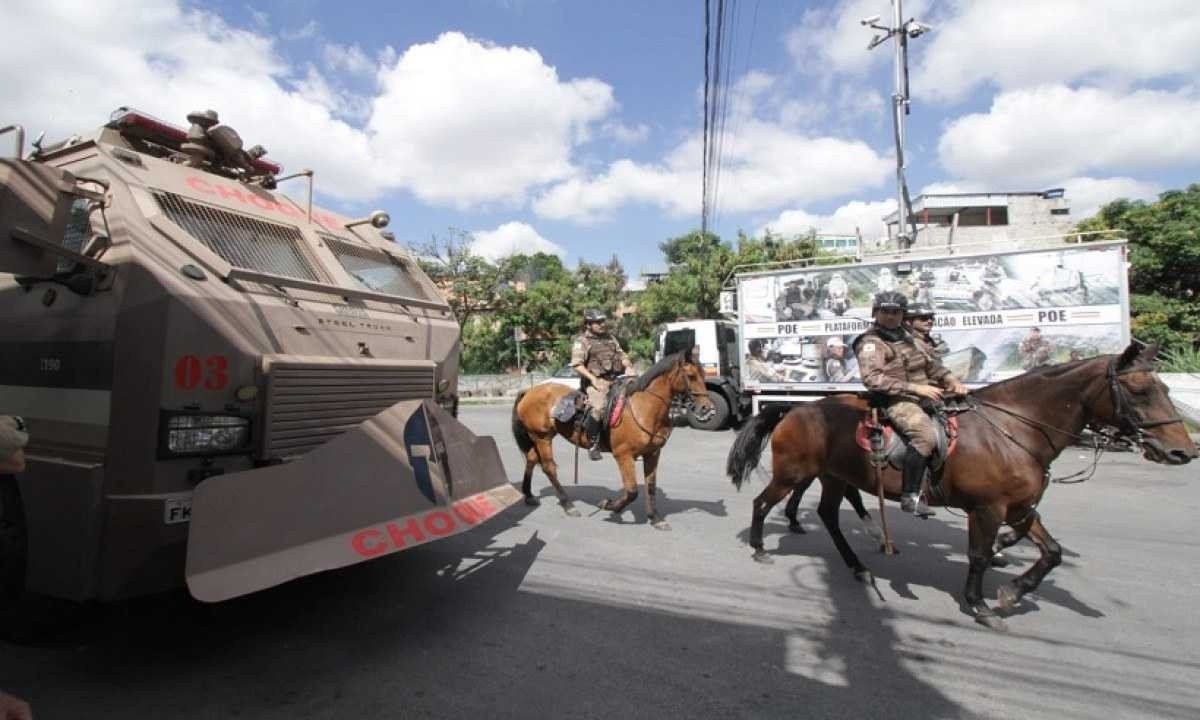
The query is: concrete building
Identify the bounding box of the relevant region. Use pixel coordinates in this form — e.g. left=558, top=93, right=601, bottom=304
left=881, top=189, right=1072, bottom=251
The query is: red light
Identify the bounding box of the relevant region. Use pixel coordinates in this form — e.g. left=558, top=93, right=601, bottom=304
left=110, top=108, right=282, bottom=176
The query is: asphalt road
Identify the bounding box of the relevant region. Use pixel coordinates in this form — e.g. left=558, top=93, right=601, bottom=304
left=2, top=405, right=1198, bottom=719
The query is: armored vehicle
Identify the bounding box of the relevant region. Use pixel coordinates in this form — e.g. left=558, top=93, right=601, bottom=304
left=0, top=109, right=520, bottom=630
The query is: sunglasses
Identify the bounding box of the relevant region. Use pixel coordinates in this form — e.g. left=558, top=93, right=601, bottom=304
left=909, top=315, right=935, bottom=321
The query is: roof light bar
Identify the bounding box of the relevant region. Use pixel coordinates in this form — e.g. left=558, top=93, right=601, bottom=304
left=108, top=108, right=282, bottom=176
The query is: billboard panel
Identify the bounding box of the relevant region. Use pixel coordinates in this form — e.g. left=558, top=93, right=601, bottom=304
left=738, top=243, right=1128, bottom=389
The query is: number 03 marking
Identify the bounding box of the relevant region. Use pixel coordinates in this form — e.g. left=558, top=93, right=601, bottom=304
left=174, top=354, right=230, bottom=390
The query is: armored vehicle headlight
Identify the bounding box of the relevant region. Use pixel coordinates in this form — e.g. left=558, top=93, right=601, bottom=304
left=162, top=413, right=251, bottom=456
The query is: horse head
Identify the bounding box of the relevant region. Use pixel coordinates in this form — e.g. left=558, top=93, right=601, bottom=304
left=671, top=348, right=716, bottom=423
left=1097, top=343, right=1197, bottom=465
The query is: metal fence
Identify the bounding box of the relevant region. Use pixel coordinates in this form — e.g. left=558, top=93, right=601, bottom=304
left=458, top=372, right=553, bottom=398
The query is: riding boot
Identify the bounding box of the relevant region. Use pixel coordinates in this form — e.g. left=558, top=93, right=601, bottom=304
left=586, top=415, right=603, bottom=461
left=900, top=446, right=927, bottom=514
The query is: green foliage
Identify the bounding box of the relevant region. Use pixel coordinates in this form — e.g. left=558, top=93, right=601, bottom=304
left=1080, top=184, right=1200, bottom=352
left=417, top=233, right=629, bottom=373
left=1158, top=345, right=1200, bottom=373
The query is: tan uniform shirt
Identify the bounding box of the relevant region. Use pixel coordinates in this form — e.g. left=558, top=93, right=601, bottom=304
left=570, top=331, right=629, bottom=382
left=853, top=327, right=956, bottom=399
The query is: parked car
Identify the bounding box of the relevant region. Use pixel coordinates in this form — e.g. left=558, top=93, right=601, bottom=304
left=539, top=365, right=582, bottom=389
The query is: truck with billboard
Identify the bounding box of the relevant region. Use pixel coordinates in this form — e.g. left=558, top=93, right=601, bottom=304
left=0, top=109, right=521, bottom=634
left=658, top=236, right=1130, bottom=426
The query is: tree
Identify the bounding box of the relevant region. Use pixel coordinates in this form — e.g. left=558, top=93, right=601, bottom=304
left=1078, top=185, right=1200, bottom=353
left=412, top=229, right=503, bottom=326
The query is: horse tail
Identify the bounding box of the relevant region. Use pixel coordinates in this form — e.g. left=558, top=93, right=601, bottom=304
left=727, top=403, right=792, bottom=490
left=511, top=389, right=535, bottom=455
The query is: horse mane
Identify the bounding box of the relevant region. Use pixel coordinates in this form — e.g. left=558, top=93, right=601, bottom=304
left=632, top=351, right=689, bottom=392
left=974, top=356, right=1101, bottom=400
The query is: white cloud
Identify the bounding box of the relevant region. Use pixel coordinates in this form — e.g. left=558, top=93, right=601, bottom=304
left=368, top=32, right=614, bottom=208
left=757, top=199, right=896, bottom=241
left=534, top=120, right=892, bottom=223
left=471, top=222, right=565, bottom=262
left=322, top=42, right=375, bottom=78
left=938, top=85, right=1200, bottom=186
left=604, top=121, right=650, bottom=144
left=1058, top=176, right=1162, bottom=220
left=0, top=5, right=616, bottom=210
left=916, top=0, right=1200, bottom=103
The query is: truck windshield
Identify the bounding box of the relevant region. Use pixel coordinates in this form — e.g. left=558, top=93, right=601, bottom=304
left=323, top=237, right=432, bottom=300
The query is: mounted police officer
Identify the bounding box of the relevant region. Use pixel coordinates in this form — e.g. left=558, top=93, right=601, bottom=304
left=853, top=292, right=968, bottom=515
left=905, top=303, right=949, bottom=358
left=571, top=309, right=634, bottom=460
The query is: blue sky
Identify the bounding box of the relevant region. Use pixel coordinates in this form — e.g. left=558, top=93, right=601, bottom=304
left=4, top=1, right=1198, bottom=279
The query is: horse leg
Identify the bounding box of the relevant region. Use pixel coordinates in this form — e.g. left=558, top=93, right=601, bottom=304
left=989, top=526, right=1026, bottom=568
left=815, top=477, right=869, bottom=580
left=597, top=452, right=639, bottom=516
left=784, top=478, right=814, bottom=533
left=996, top=512, right=1062, bottom=612
left=642, top=450, right=670, bottom=531
left=533, top=437, right=580, bottom=517
left=521, top=445, right=540, bottom=506
left=965, top=505, right=1007, bottom=631
left=844, top=485, right=883, bottom=544
left=749, top=478, right=794, bottom=564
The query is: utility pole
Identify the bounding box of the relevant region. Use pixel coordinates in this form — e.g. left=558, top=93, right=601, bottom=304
left=863, top=1, right=931, bottom=250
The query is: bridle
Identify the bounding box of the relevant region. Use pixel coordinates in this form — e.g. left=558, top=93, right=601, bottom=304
left=1104, top=359, right=1185, bottom=439
left=973, top=356, right=1185, bottom=485
left=628, top=362, right=714, bottom=442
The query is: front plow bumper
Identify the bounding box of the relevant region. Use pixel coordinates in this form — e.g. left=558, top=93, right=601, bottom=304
left=185, top=399, right=520, bottom=602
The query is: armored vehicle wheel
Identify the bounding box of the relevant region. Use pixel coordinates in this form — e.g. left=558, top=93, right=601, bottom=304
left=0, top=476, right=76, bottom=644
left=688, top=392, right=729, bottom=431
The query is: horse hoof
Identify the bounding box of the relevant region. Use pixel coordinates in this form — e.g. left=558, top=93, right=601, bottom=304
left=787, top=521, right=806, bottom=534
left=879, top=543, right=899, bottom=555
left=523, top=496, right=541, bottom=507
left=990, top=552, right=1011, bottom=568
left=751, top=549, right=773, bottom=564
left=972, top=607, right=1008, bottom=632
left=651, top=519, right=671, bottom=531
left=996, top=584, right=1020, bottom=612
left=562, top=505, right=581, bottom=518
left=597, top=498, right=611, bottom=511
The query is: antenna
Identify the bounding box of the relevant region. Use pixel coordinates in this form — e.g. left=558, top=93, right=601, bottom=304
left=863, top=0, right=931, bottom=251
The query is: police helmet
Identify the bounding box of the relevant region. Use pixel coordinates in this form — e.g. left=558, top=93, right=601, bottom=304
left=872, top=291, right=908, bottom=312
left=905, top=303, right=935, bottom=319
left=582, top=309, right=607, bottom=323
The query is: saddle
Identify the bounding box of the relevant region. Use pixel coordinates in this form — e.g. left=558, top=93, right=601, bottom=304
left=854, top=395, right=971, bottom=473
left=549, top=376, right=636, bottom=450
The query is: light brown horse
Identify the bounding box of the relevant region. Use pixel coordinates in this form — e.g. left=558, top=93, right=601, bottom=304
left=511, top=350, right=715, bottom=529
left=727, top=343, right=1196, bottom=630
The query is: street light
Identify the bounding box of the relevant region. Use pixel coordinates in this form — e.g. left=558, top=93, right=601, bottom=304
left=863, top=0, right=931, bottom=251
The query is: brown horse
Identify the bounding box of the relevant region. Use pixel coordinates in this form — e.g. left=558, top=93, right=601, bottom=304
left=511, top=350, right=715, bottom=529
left=727, top=343, right=1196, bottom=630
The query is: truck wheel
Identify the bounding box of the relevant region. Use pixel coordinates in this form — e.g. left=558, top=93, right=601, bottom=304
left=688, top=392, right=730, bottom=431
left=0, top=476, right=74, bottom=644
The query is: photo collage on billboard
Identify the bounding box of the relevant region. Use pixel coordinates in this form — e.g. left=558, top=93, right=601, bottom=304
left=739, top=244, right=1127, bottom=388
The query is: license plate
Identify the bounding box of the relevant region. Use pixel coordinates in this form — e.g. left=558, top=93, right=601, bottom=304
left=165, top=497, right=192, bottom=525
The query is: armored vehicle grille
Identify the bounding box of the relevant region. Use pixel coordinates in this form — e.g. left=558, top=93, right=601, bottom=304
left=154, top=192, right=320, bottom=282
left=263, top=360, right=435, bottom=458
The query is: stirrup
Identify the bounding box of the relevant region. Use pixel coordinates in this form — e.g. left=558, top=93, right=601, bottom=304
left=588, top=440, right=603, bottom=461
left=915, top=496, right=936, bottom=518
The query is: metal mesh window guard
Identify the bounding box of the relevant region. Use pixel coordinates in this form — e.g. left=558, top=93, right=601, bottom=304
left=57, top=197, right=92, bottom=273
left=154, top=191, right=320, bottom=282
left=323, top=236, right=430, bottom=300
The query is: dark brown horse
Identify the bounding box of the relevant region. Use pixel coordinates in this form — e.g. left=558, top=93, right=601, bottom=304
left=512, top=350, right=715, bottom=529
left=727, top=343, right=1196, bottom=630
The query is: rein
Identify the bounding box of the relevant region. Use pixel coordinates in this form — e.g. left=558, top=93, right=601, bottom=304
left=624, top=364, right=709, bottom=445
left=972, top=357, right=1186, bottom=487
